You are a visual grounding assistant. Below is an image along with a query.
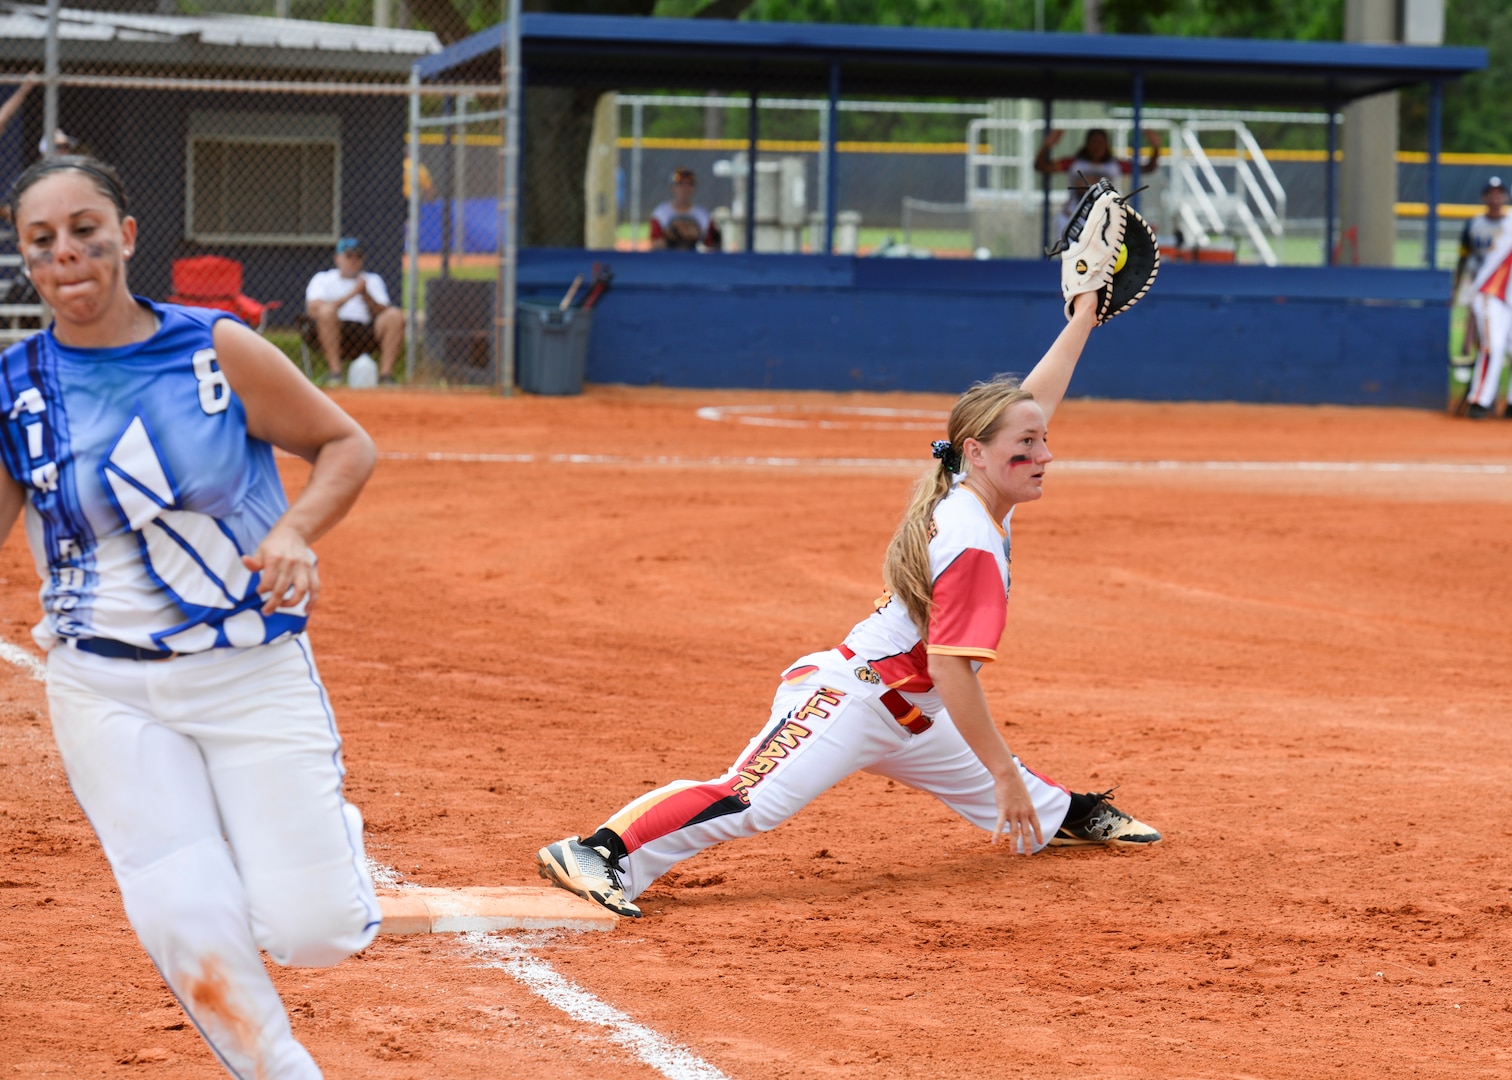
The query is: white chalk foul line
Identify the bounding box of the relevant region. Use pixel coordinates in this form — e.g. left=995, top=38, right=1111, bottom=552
left=695, top=403, right=948, bottom=431
left=0, top=638, right=46, bottom=682
left=379, top=450, right=1511, bottom=476
left=463, top=931, right=732, bottom=1080
left=380, top=450, right=919, bottom=468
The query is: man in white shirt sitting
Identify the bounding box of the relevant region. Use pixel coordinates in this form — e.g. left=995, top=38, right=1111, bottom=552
left=304, top=237, right=403, bottom=386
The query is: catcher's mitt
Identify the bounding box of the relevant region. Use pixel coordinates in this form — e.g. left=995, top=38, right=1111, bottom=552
left=663, top=214, right=704, bottom=250
left=1047, top=177, right=1160, bottom=325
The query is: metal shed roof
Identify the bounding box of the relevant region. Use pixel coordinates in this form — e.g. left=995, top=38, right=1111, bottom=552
left=418, top=14, right=1486, bottom=107
left=0, top=2, right=440, bottom=77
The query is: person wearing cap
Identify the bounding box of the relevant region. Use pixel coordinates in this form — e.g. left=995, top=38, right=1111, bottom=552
left=303, top=237, right=402, bottom=386
left=1465, top=187, right=1512, bottom=419
left=649, top=167, right=722, bottom=251
left=1453, top=177, right=1508, bottom=372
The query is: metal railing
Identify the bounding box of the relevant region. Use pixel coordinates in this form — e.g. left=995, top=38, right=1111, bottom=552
left=0, top=235, right=45, bottom=344
left=1169, top=121, right=1288, bottom=265
left=616, top=93, right=993, bottom=248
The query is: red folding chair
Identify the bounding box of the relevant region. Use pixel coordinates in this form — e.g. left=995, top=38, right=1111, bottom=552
left=167, top=255, right=280, bottom=330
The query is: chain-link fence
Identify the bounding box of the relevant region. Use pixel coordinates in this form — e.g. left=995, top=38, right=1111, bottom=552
left=406, top=87, right=505, bottom=387
left=0, top=1, right=503, bottom=387
left=526, top=87, right=1487, bottom=271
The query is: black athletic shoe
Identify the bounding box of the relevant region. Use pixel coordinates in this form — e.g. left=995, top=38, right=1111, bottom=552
left=1467, top=403, right=1493, bottom=419
left=1050, top=790, right=1162, bottom=847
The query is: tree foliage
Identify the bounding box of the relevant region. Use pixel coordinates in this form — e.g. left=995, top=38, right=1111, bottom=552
left=1098, top=0, right=1340, bottom=40
left=1414, top=0, right=1512, bottom=155
left=725, top=0, right=1341, bottom=37
left=256, top=0, right=1506, bottom=158
left=723, top=0, right=1079, bottom=31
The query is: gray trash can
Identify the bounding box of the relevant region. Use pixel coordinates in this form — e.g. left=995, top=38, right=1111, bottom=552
left=517, top=300, right=592, bottom=395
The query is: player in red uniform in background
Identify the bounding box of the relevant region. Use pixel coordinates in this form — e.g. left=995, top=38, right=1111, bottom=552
left=649, top=167, right=722, bottom=252
left=537, top=291, right=1161, bottom=919
left=1036, top=127, right=1161, bottom=236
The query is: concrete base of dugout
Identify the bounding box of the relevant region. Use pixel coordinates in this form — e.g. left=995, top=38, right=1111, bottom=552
left=518, top=250, right=1451, bottom=408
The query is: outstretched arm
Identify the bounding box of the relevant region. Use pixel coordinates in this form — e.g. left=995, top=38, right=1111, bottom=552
left=1034, top=129, right=1064, bottom=175
left=0, top=77, right=37, bottom=136
left=1021, top=292, right=1097, bottom=421
left=1142, top=130, right=1161, bottom=173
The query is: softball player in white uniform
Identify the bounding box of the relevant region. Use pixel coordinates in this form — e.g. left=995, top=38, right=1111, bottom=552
left=1467, top=205, right=1512, bottom=418
left=539, top=291, right=1161, bottom=919
left=1453, top=178, right=1507, bottom=378
left=0, top=157, right=380, bottom=1077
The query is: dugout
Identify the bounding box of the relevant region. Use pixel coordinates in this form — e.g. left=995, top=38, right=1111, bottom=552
left=0, top=4, right=440, bottom=324
left=419, top=16, right=1485, bottom=406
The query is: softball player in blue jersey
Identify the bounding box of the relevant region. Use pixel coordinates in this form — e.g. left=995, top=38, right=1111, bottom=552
left=0, top=157, right=380, bottom=1078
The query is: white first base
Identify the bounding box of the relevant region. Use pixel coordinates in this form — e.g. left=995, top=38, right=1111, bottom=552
left=377, top=886, right=618, bottom=934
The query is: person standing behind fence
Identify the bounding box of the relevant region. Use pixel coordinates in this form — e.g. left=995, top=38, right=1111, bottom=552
left=304, top=236, right=403, bottom=386
left=1465, top=202, right=1512, bottom=419
left=649, top=167, right=722, bottom=251
left=0, top=154, right=382, bottom=1078
left=1035, top=128, right=1160, bottom=236
left=1452, top=177, right=1508, bottom=372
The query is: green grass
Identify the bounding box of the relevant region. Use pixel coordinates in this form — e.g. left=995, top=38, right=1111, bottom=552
left=263, top=329, right=304, bottom=368
left=1268, top=233, right=1461, bottom=269
left=610, top=221, right=1465, bottom=266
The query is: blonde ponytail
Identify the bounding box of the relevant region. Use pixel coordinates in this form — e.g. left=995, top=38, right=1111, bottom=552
left=881, top=376, right=1035, bottom=638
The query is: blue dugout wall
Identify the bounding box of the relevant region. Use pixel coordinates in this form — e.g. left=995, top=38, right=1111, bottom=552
left=519, top=251, right=1450, bottom=407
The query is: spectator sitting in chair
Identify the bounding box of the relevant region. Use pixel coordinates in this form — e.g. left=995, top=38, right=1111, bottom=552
left=304, top=236, right=402, bottom=386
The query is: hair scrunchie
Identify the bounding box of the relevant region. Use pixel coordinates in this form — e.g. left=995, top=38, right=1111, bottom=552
left=931, top=439, right=962, bottom=474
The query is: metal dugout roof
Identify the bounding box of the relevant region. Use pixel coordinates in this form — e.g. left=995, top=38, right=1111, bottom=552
left=416, top=14, right=1485, bottom=108
left=0, top=2, right=440, bottom=77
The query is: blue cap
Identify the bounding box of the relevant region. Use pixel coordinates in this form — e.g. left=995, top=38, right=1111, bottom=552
left=335, top=236, right=363, bottom=254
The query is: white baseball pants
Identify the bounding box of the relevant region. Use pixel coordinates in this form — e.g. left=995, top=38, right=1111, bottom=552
left=613, top=650, right=1073, bottom=901
left=1470, top=294, right=1512, bottom=410
left=46, top=636, right=380, bottom=1080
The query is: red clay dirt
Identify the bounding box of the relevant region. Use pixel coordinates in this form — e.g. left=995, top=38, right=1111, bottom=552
left=2, top=386, right=1511, bottom=1079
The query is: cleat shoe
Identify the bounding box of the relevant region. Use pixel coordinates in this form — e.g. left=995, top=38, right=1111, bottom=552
left=536, top=837, right=642, bottom=917
left=1049, top=790, right=1162, bottom=847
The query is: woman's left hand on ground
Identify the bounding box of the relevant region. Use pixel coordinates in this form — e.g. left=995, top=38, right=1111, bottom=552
left=991, top=769, right=1044, bottom=853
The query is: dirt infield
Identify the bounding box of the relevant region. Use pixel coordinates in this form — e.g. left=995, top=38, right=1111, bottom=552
left=3, top=386, right=1511, bottom=1079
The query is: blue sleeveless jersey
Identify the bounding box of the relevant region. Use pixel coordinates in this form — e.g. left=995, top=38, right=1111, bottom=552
left=0, top=300, right=307, bottom=653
